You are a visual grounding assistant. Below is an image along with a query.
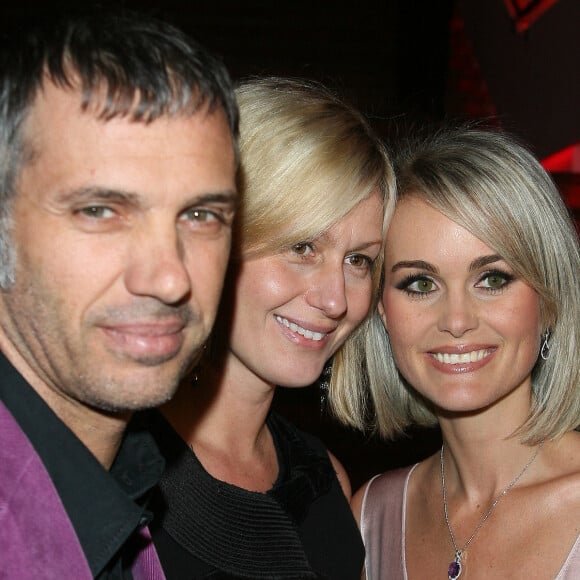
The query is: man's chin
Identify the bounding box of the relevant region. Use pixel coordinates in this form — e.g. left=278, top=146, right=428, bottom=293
left=82, top=370, right=183, bottom=415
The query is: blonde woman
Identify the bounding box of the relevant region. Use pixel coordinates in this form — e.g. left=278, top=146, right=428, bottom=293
left=145, top=77, right=395, bottom=579
left=347, top=126, right=580, bottom=579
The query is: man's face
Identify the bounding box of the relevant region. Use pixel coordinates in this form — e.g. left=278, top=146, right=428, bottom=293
left=0, top=82, right=237, bottom=415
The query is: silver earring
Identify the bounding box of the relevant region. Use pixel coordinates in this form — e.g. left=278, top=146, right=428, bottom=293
left=540, top=329, right=551, bottom=361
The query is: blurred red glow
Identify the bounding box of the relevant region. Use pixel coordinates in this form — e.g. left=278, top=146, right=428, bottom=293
left=504, top=0, right=559, bottom=32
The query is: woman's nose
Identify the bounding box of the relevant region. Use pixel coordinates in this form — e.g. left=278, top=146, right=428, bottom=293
left=436, top=292, right=479, bottom=337
left=304, top=264, right=348, bottom=319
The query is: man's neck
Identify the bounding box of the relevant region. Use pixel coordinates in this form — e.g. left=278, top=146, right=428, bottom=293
left=0, top=335, right=129, bottom=469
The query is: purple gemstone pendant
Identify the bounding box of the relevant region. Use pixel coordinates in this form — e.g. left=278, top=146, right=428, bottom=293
left=448, top=557, right=462, bottom=579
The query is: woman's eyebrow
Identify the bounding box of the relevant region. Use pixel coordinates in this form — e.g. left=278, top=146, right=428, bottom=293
left=469, top=254, right=503, bottom=271
left=390, top=260, right=438, bottom=274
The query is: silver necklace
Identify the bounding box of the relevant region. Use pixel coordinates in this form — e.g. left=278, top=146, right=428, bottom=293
left=440, top=440, right=545, bottom=580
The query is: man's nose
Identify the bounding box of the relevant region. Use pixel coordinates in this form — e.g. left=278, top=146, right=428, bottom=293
left=124, top=221, right=191, bottom=305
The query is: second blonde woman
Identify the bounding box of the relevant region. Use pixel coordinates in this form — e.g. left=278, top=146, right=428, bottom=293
left=145, top=77, right=395, bottom=579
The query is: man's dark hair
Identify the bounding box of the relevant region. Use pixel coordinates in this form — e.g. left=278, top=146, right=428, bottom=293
left=0, top=7, right=239, bottom=287
left=0, top=7, right=239, bottom=199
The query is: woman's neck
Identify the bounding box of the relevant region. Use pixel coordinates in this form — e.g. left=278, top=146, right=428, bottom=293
left=159, top=357, right=280, bottom=491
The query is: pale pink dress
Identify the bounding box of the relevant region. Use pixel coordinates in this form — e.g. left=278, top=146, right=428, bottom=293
left=360, top=464, right=580, bottom=580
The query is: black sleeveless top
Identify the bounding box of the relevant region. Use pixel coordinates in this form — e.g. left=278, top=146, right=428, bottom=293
left=145, top=410, right=364, bottom=579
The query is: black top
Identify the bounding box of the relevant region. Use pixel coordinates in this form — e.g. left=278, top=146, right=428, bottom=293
left=145, top=409, right=365, bottom=579
left=0, top=351, right=165, bottom=579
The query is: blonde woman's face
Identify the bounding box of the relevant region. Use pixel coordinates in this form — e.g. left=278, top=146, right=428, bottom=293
left=380, top=197, right=542, bottom=416
left=225, top=189, right=383, bottom=389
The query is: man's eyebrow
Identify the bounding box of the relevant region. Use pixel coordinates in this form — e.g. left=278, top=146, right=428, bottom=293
left=194, top=190, right=239, bottom=208
left=56, top=187, right=140, bottom=205
left=56, top=187, right=238, bottom=208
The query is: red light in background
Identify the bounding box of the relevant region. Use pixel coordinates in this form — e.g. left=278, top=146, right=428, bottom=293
left=504, top=0, right=560, bottom=32
left=542, top=143, right=580, bottom=174
left=543, top=144, right=580, bottom=231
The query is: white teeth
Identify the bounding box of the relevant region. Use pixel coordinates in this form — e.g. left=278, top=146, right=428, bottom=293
left=275, top=315, right=325, bottom=341
left=432, top=349, right=492, bottom=364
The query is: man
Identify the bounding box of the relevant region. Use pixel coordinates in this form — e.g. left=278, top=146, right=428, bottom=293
left=0, top=8, right=238, bottom=579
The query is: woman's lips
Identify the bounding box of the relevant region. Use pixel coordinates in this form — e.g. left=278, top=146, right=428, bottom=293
left=274, top=314, right=328, bottom=342
left=427, top=347, right=497, bottom=373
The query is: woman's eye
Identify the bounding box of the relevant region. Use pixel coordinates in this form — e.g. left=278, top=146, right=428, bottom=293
left=396, top=275, right=437, bottom=295
left=409, top=278, right=435, bottom=293
left=346, top=254, right=373, bottom=268
left=484, top=274, right=505, bottom=288
left=292, top=242, right=314, bottom=256
left=477, top=271, right=513, bottom=290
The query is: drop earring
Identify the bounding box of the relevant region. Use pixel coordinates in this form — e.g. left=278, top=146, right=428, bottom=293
left=319, top=362, right=332, bottom=412
left=540, top=329, right=551, bottom=361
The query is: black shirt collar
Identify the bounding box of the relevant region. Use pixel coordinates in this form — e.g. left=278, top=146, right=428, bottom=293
left=0, top=351, right=165, bottom=577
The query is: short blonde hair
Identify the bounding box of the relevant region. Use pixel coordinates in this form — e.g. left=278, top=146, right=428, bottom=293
left=360, top=125, right=580, bottom=443
left=233, top=77, right=395, bottom=408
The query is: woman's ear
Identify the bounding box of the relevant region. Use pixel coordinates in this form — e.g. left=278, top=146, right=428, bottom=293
left=377, top=299, right=387, bottom=331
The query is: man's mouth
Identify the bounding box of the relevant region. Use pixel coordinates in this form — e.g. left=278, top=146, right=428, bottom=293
left=100, top=320, right=187, bottom=363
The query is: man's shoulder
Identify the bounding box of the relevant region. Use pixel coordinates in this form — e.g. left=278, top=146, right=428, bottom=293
left=0, top=399, right=37, bottom=483
left=0, top=400, right=92, bottom=579
left=0, top=398, right=63, bottom=513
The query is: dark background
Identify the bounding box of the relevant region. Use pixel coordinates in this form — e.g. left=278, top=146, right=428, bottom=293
left=5, top=0, right=578, bottom=158
left=3, top=0, right=578, bottom=487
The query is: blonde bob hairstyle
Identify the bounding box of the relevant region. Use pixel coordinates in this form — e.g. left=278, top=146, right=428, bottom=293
left=233, top=77, right=395, bottom=407
left=346, top=125, right=579, bottom=443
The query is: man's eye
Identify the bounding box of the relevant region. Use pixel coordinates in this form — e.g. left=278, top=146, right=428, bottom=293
left=184, top=209, right=219, bottom=223
left=292, top=242, right=315, bottom=256
left=79, top=206, right=115, bottom=219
